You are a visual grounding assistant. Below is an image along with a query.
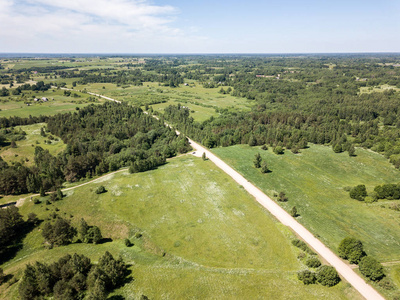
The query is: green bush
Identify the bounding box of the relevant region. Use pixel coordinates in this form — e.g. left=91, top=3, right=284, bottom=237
left=359, top=256, right=385, bottom=281
left=349, top=185, right=367, bottom=201
left=306, top=257, right=321, bottom=268
left=291, top=239, right=316, bottom=255
left=338, top=237, right=364, bottom=264
left=297, top=270, right=316, bottom=285
left=316, top=266, right=340, bottom=287
left=124, top=239, right=133, bottom=247
left=95, top=186, right=107, bottom=194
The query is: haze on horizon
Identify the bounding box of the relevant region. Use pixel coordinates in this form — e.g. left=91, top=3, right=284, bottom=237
left=0, top=0, right=399, bottom=54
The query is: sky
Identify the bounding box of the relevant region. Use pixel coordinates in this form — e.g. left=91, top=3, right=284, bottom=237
left=0, top=0, right=399, bottom=53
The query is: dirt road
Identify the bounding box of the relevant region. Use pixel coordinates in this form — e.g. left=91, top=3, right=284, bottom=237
left=188, top=139, right=384, bottom=300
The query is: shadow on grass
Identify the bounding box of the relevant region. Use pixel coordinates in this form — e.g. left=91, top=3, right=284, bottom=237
left=0, top=220, right=41, bottom=265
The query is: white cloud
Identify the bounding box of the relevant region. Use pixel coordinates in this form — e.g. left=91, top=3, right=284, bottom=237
left=0, top=0, right=208, bottom=53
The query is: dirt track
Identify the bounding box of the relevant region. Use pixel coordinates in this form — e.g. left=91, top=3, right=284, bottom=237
left=188, top=139, right=384, bottom=300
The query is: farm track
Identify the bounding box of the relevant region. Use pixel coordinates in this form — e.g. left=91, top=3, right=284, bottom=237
left=12, top=92, right=385, bottom=300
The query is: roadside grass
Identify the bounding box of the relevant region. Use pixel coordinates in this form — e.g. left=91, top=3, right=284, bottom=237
left=211, top=144, right=400, bottom=262
left=0, top=123, right=65, bottom=166
left=1, top=155, right=357, bottom=299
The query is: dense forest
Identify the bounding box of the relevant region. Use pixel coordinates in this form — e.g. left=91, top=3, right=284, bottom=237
left=0, top=102, right=191, bottom=195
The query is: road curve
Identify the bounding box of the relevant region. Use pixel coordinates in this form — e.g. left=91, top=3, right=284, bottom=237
left=188, top=139, right=384, bottom=300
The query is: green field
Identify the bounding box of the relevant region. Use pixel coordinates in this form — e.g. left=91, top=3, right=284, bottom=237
left=0, top=89, right=104, bottom=118
left=0, top=155, right=358, bottom=299
left=0, top=123, right=65, bottom=166
left=212, top=144, right=400, bottom=262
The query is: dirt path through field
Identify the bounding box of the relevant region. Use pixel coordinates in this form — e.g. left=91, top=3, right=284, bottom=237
left=187, top=140, right=384, bottom=300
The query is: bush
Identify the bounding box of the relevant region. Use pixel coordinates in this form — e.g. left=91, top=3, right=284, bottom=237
left=291, top=239, right=316, bottom=255
left=316, top=266, right=340, bottom=287
left=349, top=185, right=367, bottom=201
left=338, top=237, right=364, bottom=264
left=297, top=270, right=316, bottom=285
left=359, top=256, right=385, bottom=281
left=306, top=257, right=321, bottom=268
left=33, top=198, right=40, bottom=204
left=95, top=186, right=107, bottom=194
left=124, top=239, right=133, bottom=247
left=273, top=146, right=284, bottom=155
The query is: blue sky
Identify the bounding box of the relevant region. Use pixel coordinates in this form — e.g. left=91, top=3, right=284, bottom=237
left=0, top=0, right=399, bottom=53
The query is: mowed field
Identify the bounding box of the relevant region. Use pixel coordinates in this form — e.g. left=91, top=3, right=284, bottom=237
left=0, top=155, right=358, bottom=299
left=212, top=145, right=400, bottom=262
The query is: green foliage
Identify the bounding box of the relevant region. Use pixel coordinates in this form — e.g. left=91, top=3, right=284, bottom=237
left=359, top=256, right=385, bottom=281
left=291, top=239, right=316, bottom=255
left=260, top=160, right=269, bottom=173
left=0, top=206, right=25, bottom=258
left=278, top=191, right=288, bottom=202
left=273, top=146, right=284, bottom=155
left=316, top=266, right=340, bottom=287
left=253, top=153, right=261, bottom=168
left=338, top=237, right=365, bottom=264
left=290, top=206, right=298, bottom=217
left=79, top=218, right=102, bottom=244
left=374, top=183, right=400, bottom=200
left=202, top=152, right=207, bottom=161
left=95, top=186, right=107, bottom=194
left=349, top=184, right=367, bottom=201
left=306, top=257, right=321, bottom=268
left=42, top=217, right=77, bottom=247
left=0, top=268, right=5, bottom=285
left=124, top=238, right=133, bottom=247
left=297, top=270, right=316, bottom=285
left=18, top=252, right=128, bottom=300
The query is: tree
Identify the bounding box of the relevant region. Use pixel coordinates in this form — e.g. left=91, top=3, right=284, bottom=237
left=98, top=251, right=127, bottom=289
left=95, top=186, right=107, bottom=194
left=79, top=218, right=89, bottom=242
left=87, top=226, right=102, bottom=244
left=290, top=206, right=298, bottom=217
left=273, top=146, right=284, bottom=155
left=359, top=256, right=385, bottom=281
left=306, top=257, right=321, bottom=268
left=278, top=191, right=288, bottom=202
left=57, top=189, right=64, bottom=200
left=349, top=185, right=367, bottom=201
left=10, top=140, right=17, bottom=148
left=253, top=153, right=261, bottom=168
left=316, top=266, right=340, bottom=286
left=348, top=144, right=356, bottom=156
left=338, top=237, right=364, bottom=264
left=260, top=160, right=269, bottom=173
left=0, top=268, right=5, bottom=285
left=202, top=152, right=207, bottom=161
left=248, top=135, right=257, bottom=146
left=333, top=143, right=343, bottom=153
left=297, top=270, right=316, bottom=285
left=42, top=217, right=76, bottom=247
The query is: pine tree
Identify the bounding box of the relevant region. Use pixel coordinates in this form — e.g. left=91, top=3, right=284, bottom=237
left=253, top=153, right=261, bottom=168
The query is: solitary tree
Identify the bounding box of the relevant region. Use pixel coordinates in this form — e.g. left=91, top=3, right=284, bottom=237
left=253, top=153, right=261, bottom=168
left=202, top=152, right=207, bottom=161
left=260, top=160, right=269, bottom=173
left=359, top=256, right=385, bottom=281
left=290, top=206, right=298, bottom=217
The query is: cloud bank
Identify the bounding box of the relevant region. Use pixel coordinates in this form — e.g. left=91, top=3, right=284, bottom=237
left=0, top=0, right=207, bottom=53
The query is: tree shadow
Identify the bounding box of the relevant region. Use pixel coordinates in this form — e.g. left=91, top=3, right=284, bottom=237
left=98, top=237, right=113, bottom=244
left=0, top=221, right=41, bottom=265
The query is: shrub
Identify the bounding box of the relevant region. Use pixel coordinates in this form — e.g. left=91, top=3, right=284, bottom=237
left=33, top=198, right=40, bottom=204
left=261, top=144, right=268, bottom=150
left=95, top=186, right=107, bottom=194
left=316, top=266, right=340, bottom=287
left=291, top=239, right=316, bottom=255
left=306, top=257, right=321, bottom=268
left=359, top=256, right=385, bottom=281
left=349, top=185, right=367, bottom=201
left=338, top=237, right=364, bottom=264
left=297, top=270, right=316, bottom=285
left=273, top=146, right=284, bottom=155
left=124, top=239, right=133, bottom=247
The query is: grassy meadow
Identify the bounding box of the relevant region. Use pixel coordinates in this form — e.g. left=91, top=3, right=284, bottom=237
left=0, top=155, right=358, bottom=299
left=0, top=123, right=65, bottom=166
left=212, top=145, right=400, bottom=261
